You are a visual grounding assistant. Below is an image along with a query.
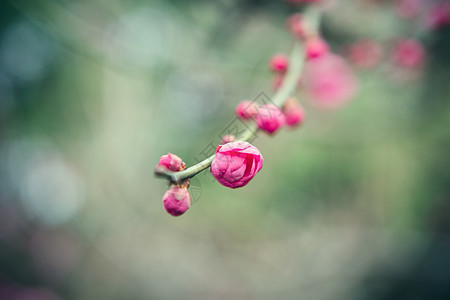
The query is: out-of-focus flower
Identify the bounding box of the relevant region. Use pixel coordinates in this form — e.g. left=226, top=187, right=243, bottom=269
left=283, top=97, right=306, bottom=127
left=163, top=186, right=192, bottom=216
left=288, top=13, right=311, bottom=39
left=270, top=54, right=289, bottom=73
left=236, top=100, right=259, bottom=119
left=395, top=0, right=422, bottom=19
left=256, top=104, right=285, bottom=134
left=306, top=37, right=330, bottom=59
left=157, top=153, right=186, bottom=172
left=221, top=134, right=236, bottom=144
left=392, top=38, right=425, bottom=68
left=303, top=53, right=358, bottom=109
left=348, top=39, right=383, bottom=69
left=426, top=2, right=450, bottom=29
left=211, top=141, right=263, bottom=189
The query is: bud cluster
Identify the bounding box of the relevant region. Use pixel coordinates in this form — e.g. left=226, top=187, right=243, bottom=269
left=156, top=154, right=191, bottom=217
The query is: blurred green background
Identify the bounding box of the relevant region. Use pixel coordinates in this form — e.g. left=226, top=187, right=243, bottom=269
left=1, top=0, right=450, bottom=299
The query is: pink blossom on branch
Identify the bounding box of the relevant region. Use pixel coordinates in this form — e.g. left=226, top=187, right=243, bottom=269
left=283, top=97, right=306, bottom=127
left=288, top=13, right=311, bottom=39
left=306, top=37, right=330, bottom=59
left=256, top=104, right=285, bottom=134
left=163, top=186, right=192, bottom=216
left=303, top=53, right=358, bottom=109
left=157, top=153, right=186, bottom=172
left=236, top=100, right=259, bottom=119
left=270, top=54, right=289, bottom=73
left=211, top=142, right=264, bottom=189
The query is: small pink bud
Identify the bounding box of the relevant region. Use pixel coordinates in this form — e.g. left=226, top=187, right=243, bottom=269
left=256, top=104, right=285, bottom=135
left=162, top=186, right=192, bottom=216
left=211, top=141, right=263, bottom=189
left=287, top=14, right=310, bottom=39
left=348, top=39, right=383, bottom=69
left=306, top=37, right=330, bottom=59
left=270, top=54, right=289, bottom=73
left=236, top=100, right=259, bottom=119
left=221, top=134, right=236, bottom=144
left=283, top=97, right=306, bottom=127
left=393, top=39, right=425, bottom=68
left=157, top=153, right=186, bottom=172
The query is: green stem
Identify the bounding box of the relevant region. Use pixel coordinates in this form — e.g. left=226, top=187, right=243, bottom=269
left=155, top=8, right=320, bottom=185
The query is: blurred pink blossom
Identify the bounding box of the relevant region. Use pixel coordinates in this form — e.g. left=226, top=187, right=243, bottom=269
left=392, top=38, right=425, bottom=68
left=426, top=1, right=450, bottom=29
left=395, top=0, right=422, bottom=19
left=283, top=97, right=306, bottom=128
left=348, top=39, right=383, bottom=69
left=303, top=53, right=358, bottom=109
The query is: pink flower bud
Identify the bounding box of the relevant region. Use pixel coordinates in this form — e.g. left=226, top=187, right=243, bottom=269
left=211, top=141, right=263, bottom=189
left=256, top=104, right=285, bottom=134
left=221, top=134, right=236, bottom=144
left=393, top=39, right=425, bottom=68
left=157, top=153, right=186, bottom=172
left=236, top=100, right=259, bottom=120
left=162, top=186, right=192, bottom=216
left=270, top=54, right=289, bottom=73
left=283, top=97, right=306, bottom=127
left=303, top=53, right=358, bottom=109
left=288, top=14, right=310, bottom=39
left=348, top=39, right=383, bottom=69
left=306, top=37, right=330, bottom=59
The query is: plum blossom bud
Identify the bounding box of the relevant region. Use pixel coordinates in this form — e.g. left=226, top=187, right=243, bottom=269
left=211, top=141, right=263, bottom=188
left=157, top=153, right=186, bottom=172
left=306, top=37, right=330, bottom=59
left=283, top=97, right=306, bottom=127
left=288, top=14, right=310, bottom=39
left=162, top=186, right=192, bottom=216
left=270, top=54, right=289, bottom=73
left=348, top=39, right=383, bottom=69
left=303, top=53, right=358, bottom=109
left=236, top=100, right=259, bottom=120
left=256, top=104, right=285, bottom=134
left=221, top=134, right=236, bottom=144
left=393, top=39, right=425, bottom=68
